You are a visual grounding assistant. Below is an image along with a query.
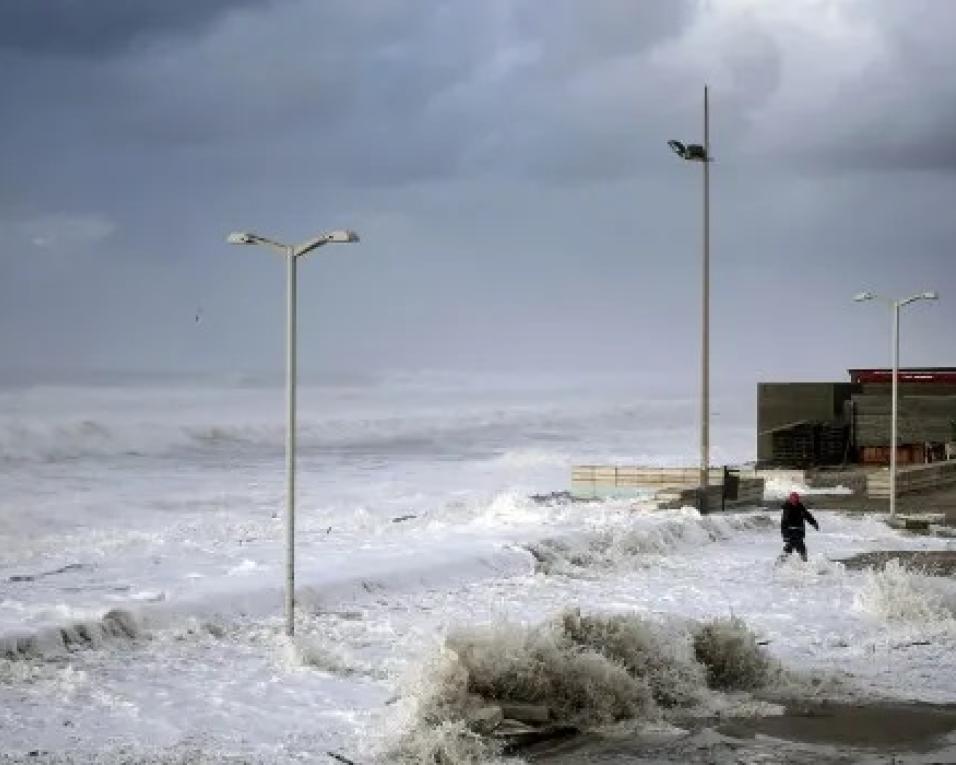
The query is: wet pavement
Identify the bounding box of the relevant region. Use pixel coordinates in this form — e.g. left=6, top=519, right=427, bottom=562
left=838, top=549, right=956, bottom=576
left=526, top=702, right=956, bottom=764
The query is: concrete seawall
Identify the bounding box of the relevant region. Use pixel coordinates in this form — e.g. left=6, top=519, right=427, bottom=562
left=570, top=465, right=764, bottom=510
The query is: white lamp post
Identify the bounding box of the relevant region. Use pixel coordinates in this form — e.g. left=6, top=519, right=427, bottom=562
left=853, top=290, right=938, bottom=518
left=228, top=228, right=359, bottom=635
left=668, top=85, right=711, bottom=511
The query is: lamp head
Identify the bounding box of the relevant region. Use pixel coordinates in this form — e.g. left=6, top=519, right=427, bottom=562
left=325, top=229, right=360, bottom=244
left=922, top=291, right=939, bottom=300
left=853, top=292, right=874, bottom=302
left=667, top=140, right=708, bottom=161
left=667, top=139, right=687, bottom=158
left=227, top=232, right=255, bottom=245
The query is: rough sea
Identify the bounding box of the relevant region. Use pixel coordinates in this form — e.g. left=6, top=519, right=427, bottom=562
left=2, top=372, right=955, bottom=763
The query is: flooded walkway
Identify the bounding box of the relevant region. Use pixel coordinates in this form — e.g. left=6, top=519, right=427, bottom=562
left=527, top=702, right=956, bottom=764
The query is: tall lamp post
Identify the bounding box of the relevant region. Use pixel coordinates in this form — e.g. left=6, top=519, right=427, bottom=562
left=228, top=228, right=360, bottom=635
left=668, top=85, right=711, bottom=512
left=853, top=290, right=938, bottom=518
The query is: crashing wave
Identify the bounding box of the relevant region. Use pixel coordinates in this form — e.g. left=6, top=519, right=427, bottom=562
left=385, top=609, right=776, bottom=763
left=0, top=609, right=140, bottom=660
left=527, top=510, right=774, bottom=574
left=853, top=559, right=956, bottom=626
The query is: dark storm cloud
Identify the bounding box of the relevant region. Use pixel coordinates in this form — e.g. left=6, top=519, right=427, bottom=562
left=0, top=1, right=697, bottom=189
left=0, top=0, right=269, bottom=57
left=0, top=0, right=954, bottom=383
left=820, top=109, right=956, bottom=173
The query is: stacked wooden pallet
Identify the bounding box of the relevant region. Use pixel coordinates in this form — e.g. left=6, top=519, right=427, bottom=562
left=770, top=423, right=816, bottom=467
left=818, top=423, right=848, bottom=463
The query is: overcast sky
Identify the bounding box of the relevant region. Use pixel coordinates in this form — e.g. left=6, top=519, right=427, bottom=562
left=1, top=0, right=953, bottom=391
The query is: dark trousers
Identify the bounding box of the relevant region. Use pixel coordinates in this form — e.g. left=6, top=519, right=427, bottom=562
left=782, top=529, right=807, bottom=561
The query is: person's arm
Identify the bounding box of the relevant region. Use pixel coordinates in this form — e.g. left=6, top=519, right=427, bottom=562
left=803, top=506, right=819, bottom=530
left=780, top=507, right=787, bottom=536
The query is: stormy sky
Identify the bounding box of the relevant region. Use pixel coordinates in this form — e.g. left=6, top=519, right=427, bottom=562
left=1, top=0, right=954, bottom=391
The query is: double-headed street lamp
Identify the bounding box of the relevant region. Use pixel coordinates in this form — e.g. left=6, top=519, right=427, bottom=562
left=228, top=228, right=360, bottom=635
left=668, top=85, right=711, bottom=511
left=853, top=290, right=939, bottom=518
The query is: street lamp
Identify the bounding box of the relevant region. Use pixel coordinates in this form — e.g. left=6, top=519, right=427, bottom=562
left=228, top=228, right=359, bottom=635
left=668, top=85, right=712, bottom=512
left=854, top=290, right=939, bottom=518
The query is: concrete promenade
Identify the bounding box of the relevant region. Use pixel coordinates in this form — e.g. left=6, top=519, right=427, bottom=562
left=806, top=481, right=956, bottom=525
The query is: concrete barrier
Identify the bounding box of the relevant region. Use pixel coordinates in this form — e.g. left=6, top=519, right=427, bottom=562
left=571, top=466, right=726, bottom=498
left=866, top=460, right=956, bottom=498
left=570, top=465, right=764, bottom=510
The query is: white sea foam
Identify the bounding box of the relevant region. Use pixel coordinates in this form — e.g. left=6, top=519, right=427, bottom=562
left=0, top=379, right=753, bottom=465
left=4, top=376, right=955, bottom=762
left=385, top=609, right=777, bottom=762
left=763, top=477, right=854, bottom=500
left=491, top=447, right=572, bottom=469
left=853, top=560, right=956, bottom=627
left=527, top=508, right=774, bottom=574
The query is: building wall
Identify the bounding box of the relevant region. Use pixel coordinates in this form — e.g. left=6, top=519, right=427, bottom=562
left=758, top=375, right=956, bottom=466
left=852, top=394, right=956, bottom=447
left=757, top=383, right=859, bottom=462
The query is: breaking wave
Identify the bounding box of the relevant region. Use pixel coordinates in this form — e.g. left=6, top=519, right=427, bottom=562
left=0, top=609, right=140, bottom=661
left=0, top=418, right=279, bottom=463
left=527, top=509, right=774, bottom=574
left=0, top=381, right=742, bottom=465
left=385, top=609, right=777, bottom=763
left=0, top=411, right=577, bottom=464
left=853, top=560, right=956, bottom=627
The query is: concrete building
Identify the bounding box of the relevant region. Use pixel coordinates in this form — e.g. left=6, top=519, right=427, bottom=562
left=758, top=368, right=956, bottom=467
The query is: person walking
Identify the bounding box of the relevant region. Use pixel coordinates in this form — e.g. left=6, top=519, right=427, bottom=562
left=779, top=491, right=819, bottom=562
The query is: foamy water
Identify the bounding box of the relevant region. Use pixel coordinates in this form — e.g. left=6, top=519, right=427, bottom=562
left=1, top=374, right=954, bottom=763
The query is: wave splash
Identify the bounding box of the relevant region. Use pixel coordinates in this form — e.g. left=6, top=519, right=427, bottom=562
left=854, top=559, right=956, bottom=628
left=527, top=510, right=774, bottom=575
left=387, top=609, right=776, bottom=763
left=0, top=609, right=140, bottom=661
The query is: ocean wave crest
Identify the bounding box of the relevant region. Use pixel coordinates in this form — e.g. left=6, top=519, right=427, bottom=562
left=853, top=559, right=956, bottom=627
left=527, top=510, right=771, bottom=575
left=0, top=382, right=736, bottom=464
left=386, top=609, right=776, bottom=763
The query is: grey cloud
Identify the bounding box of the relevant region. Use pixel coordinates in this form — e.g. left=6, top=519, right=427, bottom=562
left=819, top=110, right=956, bottom=173
left=510, top=0, right=693, bottom=73
left=0, top=0, right=699, bottom=191
left=0, top=1, right=954, bottom=383
left=0, top=213, right=115, bottom=251
left=738, top=0, right=956, bottom=174
left=0, top=0, right=269, bottom=57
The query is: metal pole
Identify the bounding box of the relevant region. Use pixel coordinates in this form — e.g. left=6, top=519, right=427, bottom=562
left=890, top=301, right=899, bottom=519
left=700, top=85, right=710, bottom=512
left=285, top=246, right=297, bottom=635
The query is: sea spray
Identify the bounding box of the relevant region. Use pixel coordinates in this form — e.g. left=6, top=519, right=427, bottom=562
left=0, top=609, right=141, bottom=661
left=386, top=609, right=776, bottom=762
left=558, top=610, right=705, bottom=708
left=450, top=619, right=655, bottom=725
left=527, top=510, right=774, bottom=575
left=284, top=633, right=372, bottom=678
left=854, top=559, right=956, bottom=626
left=388, top=645, right=507, bottom=764
left=691, top=616, right=770, bottom=690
